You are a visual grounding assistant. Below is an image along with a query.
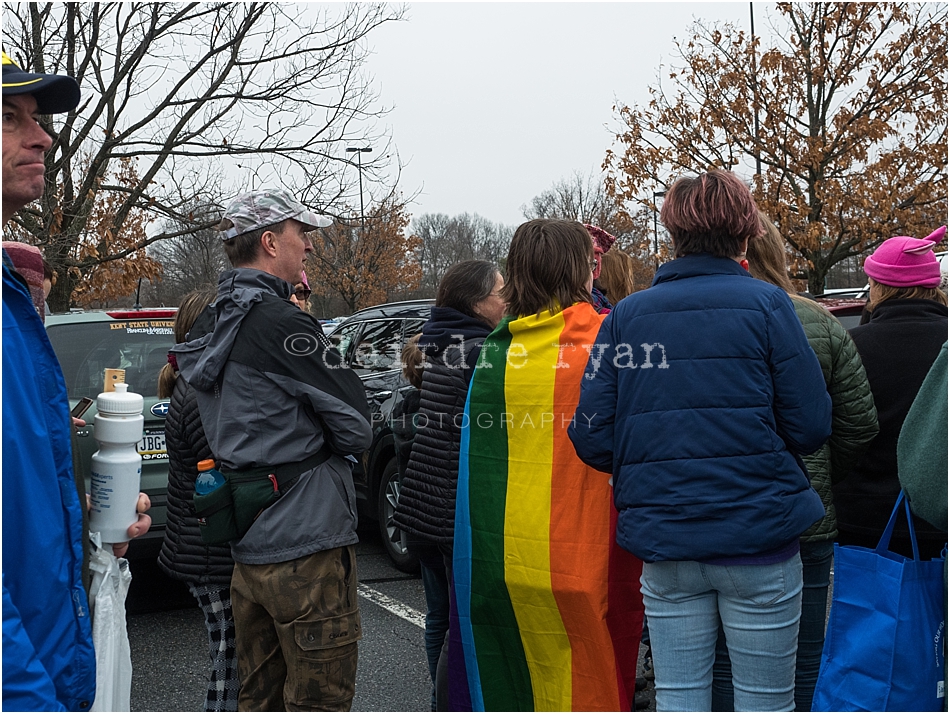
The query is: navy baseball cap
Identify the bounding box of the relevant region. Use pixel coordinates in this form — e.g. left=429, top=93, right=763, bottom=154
left=3, top=50, right=80, bottom=114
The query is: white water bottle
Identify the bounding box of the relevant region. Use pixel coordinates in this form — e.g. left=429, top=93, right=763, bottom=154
left=89, top=383, right=144, bottom=544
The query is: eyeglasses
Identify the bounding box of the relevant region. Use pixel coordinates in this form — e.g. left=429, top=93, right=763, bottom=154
left=294, top=287, right=312, bottom=300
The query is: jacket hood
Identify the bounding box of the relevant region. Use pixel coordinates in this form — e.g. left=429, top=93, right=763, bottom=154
left=170, top=268, right=292, bottom=391
left=652, top=253, right=752, bottom=287
left=419, top=306, right=493, bottom=359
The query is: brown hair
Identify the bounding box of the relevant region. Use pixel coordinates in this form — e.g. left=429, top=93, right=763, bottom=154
left=868, top=278, right=948, bottom=312
left=598, top=249, right=637, bottom=304
left=661, top=171, right=762, bottom=259
left=401, top=333, right=424, bottom=389
left=220, top=220, right=287, bottom=267
left=436, top=260, right=500, bottom=327
left=747, top=212, right=796, bottom=294
left=157, top=286, right=217, bottom=399
left=501, top=219, right=593, bottom=317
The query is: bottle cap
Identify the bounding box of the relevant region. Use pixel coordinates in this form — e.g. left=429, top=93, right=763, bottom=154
left=95, top=382, right=143, bottom=416
left=197, top=459, right=216, bottom=471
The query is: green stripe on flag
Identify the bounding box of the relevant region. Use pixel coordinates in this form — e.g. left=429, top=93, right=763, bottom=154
left=467, top=317, right=534, bottom=710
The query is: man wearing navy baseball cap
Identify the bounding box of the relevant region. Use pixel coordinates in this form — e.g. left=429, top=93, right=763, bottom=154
left=2, top=50, right=148, bottom=711
left=2, top=50, right=80, bottom=223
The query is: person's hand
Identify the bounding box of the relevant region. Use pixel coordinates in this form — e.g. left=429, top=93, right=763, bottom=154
left=111, top=493, right=152, bottom=558
left=72, top=416, right=86, bottom=427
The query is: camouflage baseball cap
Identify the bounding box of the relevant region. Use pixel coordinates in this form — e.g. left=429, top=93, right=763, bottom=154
left=218, top=188, right=332, bottom=240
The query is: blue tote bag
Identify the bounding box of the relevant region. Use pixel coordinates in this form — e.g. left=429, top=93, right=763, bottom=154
left=813, top=490, right=946, bottom=711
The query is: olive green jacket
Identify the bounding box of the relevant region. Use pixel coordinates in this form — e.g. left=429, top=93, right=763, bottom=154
left=792, top=296, right=879, bottom=541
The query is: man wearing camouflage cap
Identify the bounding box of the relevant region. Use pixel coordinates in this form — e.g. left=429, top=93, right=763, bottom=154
left=171, top=189, right=372, bottom=710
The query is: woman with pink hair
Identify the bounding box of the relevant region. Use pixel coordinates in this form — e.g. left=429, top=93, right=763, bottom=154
left=571, top=171, right=831, bottom=711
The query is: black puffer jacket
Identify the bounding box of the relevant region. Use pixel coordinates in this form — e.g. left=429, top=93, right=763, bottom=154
left=835, top=298, right=948, bottom=554
left=393, top=307, right=492, bottom=546
left=157, top=375, right=234, bottom=584
left=391, top=388, right=421, bottom=479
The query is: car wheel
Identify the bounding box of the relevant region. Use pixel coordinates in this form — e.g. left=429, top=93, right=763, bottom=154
left=377, top=457, right=419, bottom=573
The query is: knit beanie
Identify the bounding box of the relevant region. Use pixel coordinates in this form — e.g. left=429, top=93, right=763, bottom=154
left=863, top=226, right=945, bottom=288
left=300, top=270, right=310, bottom=289
left=585, top=224, right=616, bottom=280
left=2, top=241, right=46, bottom=320
left=584, top=224, right=616, bottom=254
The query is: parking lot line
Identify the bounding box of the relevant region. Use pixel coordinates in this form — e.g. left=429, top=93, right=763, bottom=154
left=358, top=584, right=426, bottom=629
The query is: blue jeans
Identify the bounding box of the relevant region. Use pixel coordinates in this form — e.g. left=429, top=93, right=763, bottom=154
left=641, top=554, right=803, bottom=712
left=712, top=541, right=832, bottom=712
left=409, top=539, right=450, bottom=711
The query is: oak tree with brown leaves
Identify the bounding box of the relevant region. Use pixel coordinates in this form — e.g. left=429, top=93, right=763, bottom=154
left=308, top=196, right=421, bottom=313
left=3, top=155, right=163, bottom=307
left=2, top=2, right=402, bottom=311
left=606, top=2, right=947, bottom=294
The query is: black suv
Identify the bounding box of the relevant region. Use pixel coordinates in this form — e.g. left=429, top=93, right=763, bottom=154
left=327, top=299, right=434, bottom=571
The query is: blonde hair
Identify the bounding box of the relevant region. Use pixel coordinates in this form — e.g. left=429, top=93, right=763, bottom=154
left=868, top=278, right=948, bottom=312
left=747, top=212, right=796, bottom=294
left=157, top=287, right=217, bottom=399
left=598, top=249, right=637, bottom=304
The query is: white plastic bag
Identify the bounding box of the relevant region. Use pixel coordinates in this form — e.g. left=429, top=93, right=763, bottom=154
left=88, top=532, right=133, bottom=712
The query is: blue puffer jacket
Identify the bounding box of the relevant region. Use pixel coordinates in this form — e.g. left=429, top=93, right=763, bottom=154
left=569, top=254, right=830, bottom=563
left=2, top=260, right=96, bottom=711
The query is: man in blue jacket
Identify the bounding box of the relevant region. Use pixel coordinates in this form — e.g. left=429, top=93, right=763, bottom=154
left=2, top=48, right=99, bottom=712
left=2, top=50, right=152, bottom=711
left=2, top=49, right=97, bottom=711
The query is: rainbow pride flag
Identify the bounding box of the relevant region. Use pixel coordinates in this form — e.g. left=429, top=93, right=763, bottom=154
left=449, top=303, right=644, bottom=712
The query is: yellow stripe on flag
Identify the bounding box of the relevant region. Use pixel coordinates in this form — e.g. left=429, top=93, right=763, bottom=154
left=503, top=310, right=572, bottom=711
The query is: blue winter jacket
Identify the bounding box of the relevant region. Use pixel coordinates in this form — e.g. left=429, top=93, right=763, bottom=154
left=2, top=260, right=96, bottom=711
left=569, top=254, right=830, bottom=562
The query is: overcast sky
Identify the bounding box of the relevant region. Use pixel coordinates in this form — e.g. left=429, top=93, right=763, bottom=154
left=365, top=2, right=757, bottom=227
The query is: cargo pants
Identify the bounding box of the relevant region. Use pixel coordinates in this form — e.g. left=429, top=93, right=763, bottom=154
left=231, top=545, right=361, bottom=711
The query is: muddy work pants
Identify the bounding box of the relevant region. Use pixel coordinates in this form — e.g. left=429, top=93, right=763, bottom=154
left=232, top=546, right=361, bottom=711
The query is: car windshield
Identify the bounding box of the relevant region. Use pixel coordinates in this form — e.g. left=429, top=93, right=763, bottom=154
left=47, top=319, right=176, bottom=399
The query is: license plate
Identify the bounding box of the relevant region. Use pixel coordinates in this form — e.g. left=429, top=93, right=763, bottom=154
left=138, top=428, right=167, bottom=461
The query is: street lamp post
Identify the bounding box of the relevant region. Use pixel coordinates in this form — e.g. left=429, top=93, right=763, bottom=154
left=652, top=190, right=667, bottom=270
left=750, top=2, right=761, bottom=176
left=346, top=146, right=372, bottom=231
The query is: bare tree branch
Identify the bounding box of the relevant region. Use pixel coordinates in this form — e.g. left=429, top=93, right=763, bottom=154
left=2, top=2, right=405, bottom=310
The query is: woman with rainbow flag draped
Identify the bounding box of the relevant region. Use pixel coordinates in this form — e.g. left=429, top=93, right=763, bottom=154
left=448, top=219, right=644, bottom=712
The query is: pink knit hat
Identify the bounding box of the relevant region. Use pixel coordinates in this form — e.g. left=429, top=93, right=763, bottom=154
left=863, top=226, right=945, bottom=288
left=2, top=241, right=46, bottom=320
left=585, top=224, right=616, bottom=280
left=584, top=224, right=616, bottom=254
left=300, top=270, right=310, bottom=289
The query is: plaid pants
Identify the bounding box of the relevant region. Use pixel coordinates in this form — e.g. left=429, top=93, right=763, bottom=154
left=189, top=583, right=240, bottom=712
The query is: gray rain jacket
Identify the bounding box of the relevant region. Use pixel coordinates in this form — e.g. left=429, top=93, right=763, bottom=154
left=171, top=269, right=372, bottom=564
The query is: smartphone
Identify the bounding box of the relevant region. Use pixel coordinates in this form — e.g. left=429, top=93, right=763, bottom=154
left=71, top=397, right=94, bottom=419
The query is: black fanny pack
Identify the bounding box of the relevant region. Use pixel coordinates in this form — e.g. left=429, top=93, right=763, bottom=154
left=194, top=444, right=333, bottom=545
